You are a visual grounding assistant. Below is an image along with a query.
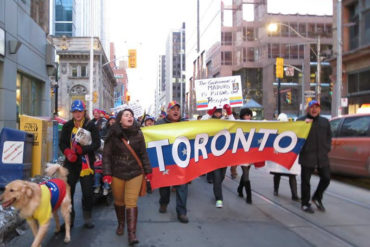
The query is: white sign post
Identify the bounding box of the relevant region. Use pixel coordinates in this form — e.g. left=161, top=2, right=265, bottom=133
left=194, top=76, right=243, bottom=110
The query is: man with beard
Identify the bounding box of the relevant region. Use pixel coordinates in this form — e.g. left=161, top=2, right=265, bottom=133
left=156, top=101, right=189, bottom=223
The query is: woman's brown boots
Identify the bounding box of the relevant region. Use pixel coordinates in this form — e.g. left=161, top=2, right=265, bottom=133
left=114, top=204, right=125, bottom=235
left=126, top=207, right=139, bottom=245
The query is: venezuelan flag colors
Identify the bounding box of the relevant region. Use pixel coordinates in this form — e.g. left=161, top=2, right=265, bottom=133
left=142, top=120, right=311, bottom=189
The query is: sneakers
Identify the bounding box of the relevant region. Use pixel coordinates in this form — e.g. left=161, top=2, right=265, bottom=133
left=177, top=214, right=189, bottom=223
left=312, top=198, right=326, bottom=212
left=301, top=204, right=315, bottom=214
left=103, top=188, right=109, bottom=196
left=159, top=204, right=167, bottom=213
left=216, top=200, right=223, bottom=208
left=93, top=187, right=100, bottom=194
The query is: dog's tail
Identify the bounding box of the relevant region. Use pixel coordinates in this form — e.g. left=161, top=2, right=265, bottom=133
left=45, top=164, right=69, bottom=182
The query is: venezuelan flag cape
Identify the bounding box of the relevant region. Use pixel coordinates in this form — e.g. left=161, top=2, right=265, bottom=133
left=142, top=120, right=311, bottom=189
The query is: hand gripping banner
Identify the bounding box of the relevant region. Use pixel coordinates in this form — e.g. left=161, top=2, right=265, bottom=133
left=142, top=120, right=311, bottom=189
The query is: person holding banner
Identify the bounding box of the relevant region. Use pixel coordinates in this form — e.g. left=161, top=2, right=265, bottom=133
left=297, top=100, right=331, bottom=214
left=236, top=107, right=255, bottom=204
left=102, top=108, right=152, bottom=245
left=202, top=104, right=234, bottom=208
left=157, top=101, right=190, bottom=223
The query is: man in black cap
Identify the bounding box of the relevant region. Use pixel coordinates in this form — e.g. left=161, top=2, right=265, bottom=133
left=297, top=100, right=332, bottom=213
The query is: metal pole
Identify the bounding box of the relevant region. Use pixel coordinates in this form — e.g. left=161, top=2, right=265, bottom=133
left=180, top=27, right=183, bottom=117
left=277, top=77, right=281, bottom=115
left=54, top=63, right=59, bottom=116
left=316, top=35, right=321, bottom=102
left=301, top=61, right=305, bottom=116
left=88, top=4, right=94, bottom=118
left=335, top=0, right=342, bottom=117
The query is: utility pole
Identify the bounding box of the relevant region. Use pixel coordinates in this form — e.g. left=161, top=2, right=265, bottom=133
left=316, top=35, right=321, bottom=102
left=335, top=0, right=342, bottom=117
left=301, top=61, right=305, bottom=116
left=88, top=4, right=94, bottom=118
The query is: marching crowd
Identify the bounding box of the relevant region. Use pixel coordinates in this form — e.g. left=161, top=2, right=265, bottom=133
left=59, top=99, right=331, bottom=245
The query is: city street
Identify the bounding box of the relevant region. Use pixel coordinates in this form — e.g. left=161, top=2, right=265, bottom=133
left=7, top=167, right=370, bottom=247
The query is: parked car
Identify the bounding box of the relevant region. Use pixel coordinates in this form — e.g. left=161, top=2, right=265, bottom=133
left=329, top=113, right=370, bottom=177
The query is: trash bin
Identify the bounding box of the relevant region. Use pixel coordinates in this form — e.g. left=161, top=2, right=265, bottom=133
left=0, top=128, right=34, bottom=188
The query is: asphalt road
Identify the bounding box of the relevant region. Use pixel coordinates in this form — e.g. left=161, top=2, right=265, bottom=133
left=7, top=167, right=370, bottom=247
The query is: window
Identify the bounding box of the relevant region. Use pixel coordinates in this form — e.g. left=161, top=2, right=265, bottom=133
left=348, top=69, right=370, bottom=94
left=281, top=44, right=289, bottom=59
left=299, top=45, right=304, bottom=59
left=349, top=3, right=359, bottom=50
left=247, top=27, right=254, bottom=41
left=364, top=11, right=370, bottom=45
left=340, top=116, right=370, bottom=137
left=325, top=24, right=332, bottom=38
left=247, top=47, right=255, bottom=62
left=81, top=65, right=87, bottom=77
left=221, top=51, right=232, bottom=65
left=330, top=119, right=341, bottom=137
left=359, top=70, right=370, bottom=91
left=222, top=32, right=232, bottom=45
left=271, top=44, right=279, bottom=58
left=290, top=45, right=298, bottom=59
left=71, top=65, right=78, bottom=77
left=290, top=23, right=298, bottom=37
left=299, top=23, right=306, bottom=37
left=308, top=23, right=316, bottom=37
left=16, top=73, right=42, bottom=117
left=281, top=23, right=289, bottom=37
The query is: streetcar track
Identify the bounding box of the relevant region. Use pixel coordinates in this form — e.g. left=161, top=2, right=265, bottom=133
left=224, top=175, right=357, bottom=247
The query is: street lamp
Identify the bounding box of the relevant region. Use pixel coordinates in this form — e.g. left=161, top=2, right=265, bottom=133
left=267, top=22, right=322, bottom=103
left=47, top=60, right=59, bottom=116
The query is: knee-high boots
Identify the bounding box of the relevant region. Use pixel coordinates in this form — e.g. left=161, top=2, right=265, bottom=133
left=126, top=207, right=139, bottom=245
left=114, top=204, right=125, bottom=235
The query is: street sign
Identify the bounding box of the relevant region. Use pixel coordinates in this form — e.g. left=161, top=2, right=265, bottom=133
left=341, top=97, right=348, bottom=107
left=304, top=90, right=315, bottom=98
left=285, top=67, right=294, bottom=77
left=276, top=57, right=284, bottom=79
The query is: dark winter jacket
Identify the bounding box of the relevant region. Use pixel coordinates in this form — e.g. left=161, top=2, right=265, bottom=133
left=102, top=121, right=152, bottom=180
left=59, top=118, right=101, bottom=173
left=156, top=116, right=186, bottom=125
left=297, top=114, right=332, bottom=168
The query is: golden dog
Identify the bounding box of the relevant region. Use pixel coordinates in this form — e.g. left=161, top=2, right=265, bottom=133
left=0, top=165, right=72, bottom=247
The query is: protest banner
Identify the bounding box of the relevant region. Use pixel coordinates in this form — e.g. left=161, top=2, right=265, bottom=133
left=195, top=76, right=243, bottom=110
left=142, top=120, right=311, bottom=189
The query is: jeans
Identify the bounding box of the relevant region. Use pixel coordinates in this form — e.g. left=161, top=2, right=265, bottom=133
left=94, top=173, right=109, bottom=190
left=213, top=168, right=227, bottom=201
left=301, top=166, right=330, bottom=206
left=159, top=184, right=188, bottom=215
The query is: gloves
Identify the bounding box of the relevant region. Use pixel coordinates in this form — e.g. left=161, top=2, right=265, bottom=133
left=64, top=148, right=77, bottom=163
left=207, top=106, right=217, bottom=116
left=103, top=175, right=112, bottom=184
left=145, top=173, right=153, bottom=181
left=223, top=104, right=232, bottom=115
left=73, top=142, right=83, bottom=155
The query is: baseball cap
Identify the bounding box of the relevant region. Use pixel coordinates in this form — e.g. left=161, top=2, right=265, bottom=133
left=167, top=100, right=180, bottom=110
left=308, top=100, right=320, bottom=108
left=70, top=100, right=86, bottom=112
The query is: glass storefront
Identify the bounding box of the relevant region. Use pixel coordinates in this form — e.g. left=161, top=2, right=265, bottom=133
left=16, top=73, right=43, bottom=123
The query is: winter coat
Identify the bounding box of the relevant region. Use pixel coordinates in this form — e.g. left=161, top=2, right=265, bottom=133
left=297, top=114, right=332, bottom=168
left=102, top=122, right=152, bottom=180
left=59, top=118, right=101, bottom=174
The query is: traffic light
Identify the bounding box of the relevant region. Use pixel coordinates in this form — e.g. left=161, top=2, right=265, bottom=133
left=329, top=82, right=334, bottom=95
left=125, top=94, right=130, bottom=102
left=128, top=49, right=136, bottom=68
left=286, top=91, right=292, bottom=104
left=93, top=91, right=98, bottom=103
left=276, top=57, right=284, bottom=79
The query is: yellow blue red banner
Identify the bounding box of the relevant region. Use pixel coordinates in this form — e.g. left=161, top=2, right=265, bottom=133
left=142, top=120, right=311, bottom=189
